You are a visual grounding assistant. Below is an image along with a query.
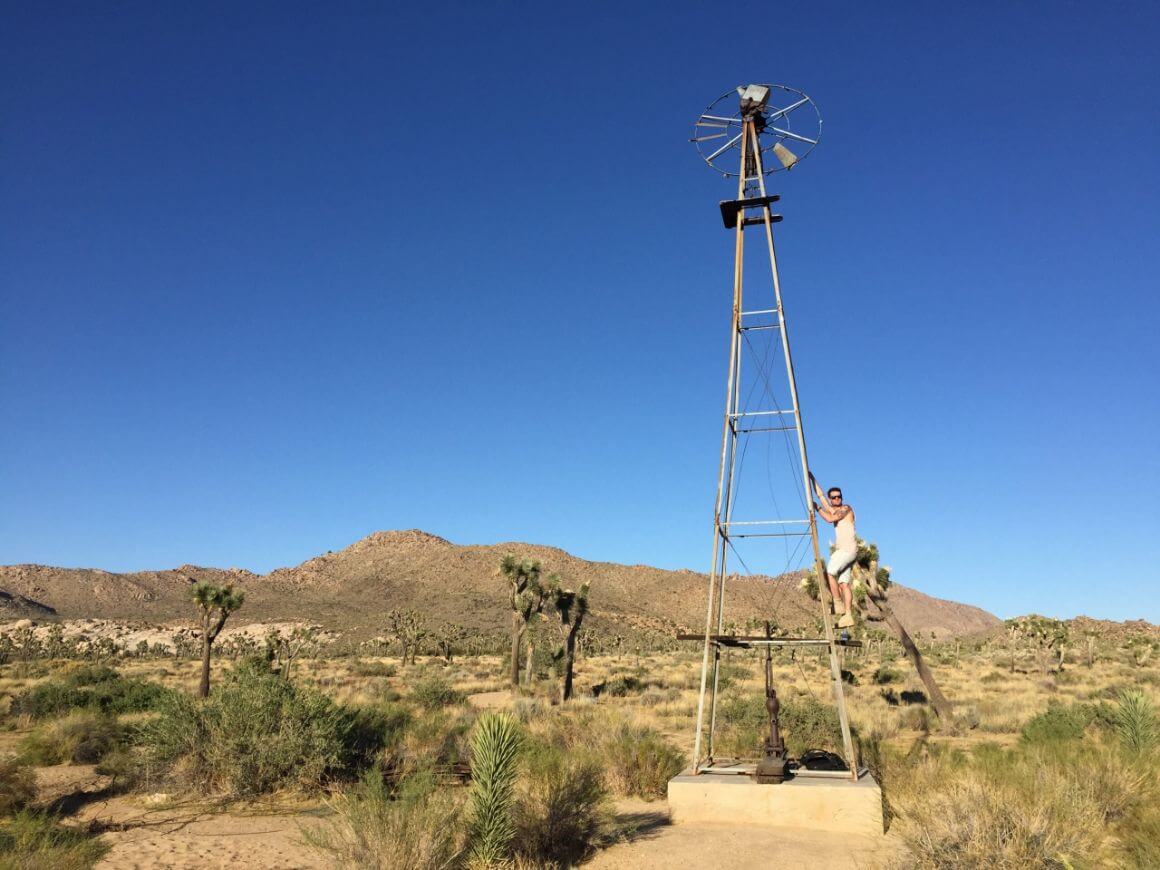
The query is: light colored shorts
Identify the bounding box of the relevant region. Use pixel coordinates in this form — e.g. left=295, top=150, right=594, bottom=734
left=827, top=548, right=857, bottom=585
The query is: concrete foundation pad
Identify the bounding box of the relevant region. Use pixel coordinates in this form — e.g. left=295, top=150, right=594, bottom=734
left=667, top=769, right=884, bottom=837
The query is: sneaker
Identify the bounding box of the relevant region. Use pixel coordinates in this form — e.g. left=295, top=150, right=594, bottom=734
left=837, top=613, right=855, bottom=629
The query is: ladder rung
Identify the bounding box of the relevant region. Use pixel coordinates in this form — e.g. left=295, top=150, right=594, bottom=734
left=729, top=410, right=795, bottom=418
left=741, top=309, right=778, bottom=316
left=722, top=519, right=810, bottom=526
left=741, top=214, right=783, bottom=227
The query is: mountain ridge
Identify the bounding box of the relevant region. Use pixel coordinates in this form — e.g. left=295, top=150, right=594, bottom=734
left=1, top=529, right=1001, bottom=638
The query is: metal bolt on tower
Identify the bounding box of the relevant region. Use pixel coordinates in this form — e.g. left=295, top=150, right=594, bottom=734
left=682, top=84, right=862, bottom=782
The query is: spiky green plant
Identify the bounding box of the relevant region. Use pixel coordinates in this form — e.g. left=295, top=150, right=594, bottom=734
left=467, top=713, right=521, bottom=867
left=1115, top=688, right=1157, bottom=754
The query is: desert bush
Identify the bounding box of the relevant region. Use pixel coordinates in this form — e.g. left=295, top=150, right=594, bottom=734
left=1019, top=701, right=1113, bottom=746
left=888, top=740, right=1160, bottom=868
left=513, top=743, right=610, bottom=868
left=979, top=670, right=1006, bottom=684
left=780, top=695, right=844, bottom=756
left=873, top=666, right=903, bottom=685
left=18, top=712, right=124, bottom=765
left=404, top=709, right=474, bottom=773
left=351, top=660, right=397, bottom=678
left=718, top=693, right=844, bottom=758
left=303, top=768, right=466, bottom=870
left=599, top=674, right=644, bottom=697
left=0, top=759, right=36, bottom=816
left=0, top=811, right=109, bottom=869
left=1114, top=688, right=1157, bottom=754
left=9, top=666, right=171, bottom=721
left=410, top=675, right=464, bottom=711
left=145, top=663, right=397, bottom=797
left=601, top=722, right=683, bottom=799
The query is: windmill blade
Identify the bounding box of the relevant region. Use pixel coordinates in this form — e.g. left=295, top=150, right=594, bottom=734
left=772, top=142, right=798, bottom=170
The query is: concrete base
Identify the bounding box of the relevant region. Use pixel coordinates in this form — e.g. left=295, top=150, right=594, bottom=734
left=667, top=769, right=884, bottom=837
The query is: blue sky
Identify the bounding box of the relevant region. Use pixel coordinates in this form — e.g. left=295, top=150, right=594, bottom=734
left=2, top=2, right=1157, bottom=622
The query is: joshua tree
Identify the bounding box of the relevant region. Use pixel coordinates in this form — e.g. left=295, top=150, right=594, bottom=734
left=854, top=548, right=953, bottom=719
left=544, top=573, right=590, bottom=702
left=190, top=582, right=245, bottom=698
left=266, top=626, right=319, bottom=678
left=1005, top=615, right=1069, bottom=675
left=803, top=541, right=953, bottom=720
left=434, top=622, right=469, bottom=663
left=386, top=609, right=426, bottom=665
left=498, top=555, right=544, bottom=689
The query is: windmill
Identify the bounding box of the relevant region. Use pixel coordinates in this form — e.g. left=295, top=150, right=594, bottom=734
left=681, top=84, right=864, bottom=783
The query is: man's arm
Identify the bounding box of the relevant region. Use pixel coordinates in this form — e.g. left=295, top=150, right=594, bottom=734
left=813, top=501, right=835, bottom=523
left=809, top=472, right=827, bottom=503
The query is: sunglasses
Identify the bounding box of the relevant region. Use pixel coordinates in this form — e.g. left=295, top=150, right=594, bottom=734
left=828, top=495, right=842, bottom=500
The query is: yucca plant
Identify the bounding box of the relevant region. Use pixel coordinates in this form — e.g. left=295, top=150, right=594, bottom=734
left=467, top=713, right=521, bottom=867
left=1115, top=688, right=1157, bottom=754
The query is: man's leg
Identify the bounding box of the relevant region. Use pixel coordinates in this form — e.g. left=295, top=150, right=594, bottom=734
left=828, top=550, right=857, bottom=628
left=826, top=571, right=844, bottom=613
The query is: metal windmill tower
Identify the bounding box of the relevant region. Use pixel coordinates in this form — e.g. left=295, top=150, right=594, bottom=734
left=682, top=84, right=863, bottom=782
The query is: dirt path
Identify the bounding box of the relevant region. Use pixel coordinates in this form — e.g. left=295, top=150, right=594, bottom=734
left=589, top=799, right=904, bottom=869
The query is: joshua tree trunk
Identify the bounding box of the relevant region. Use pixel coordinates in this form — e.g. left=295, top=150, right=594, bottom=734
left=510, top=613, right=522, bottom=689
left=561, top=628, right=578, bottom=702
left=199, top=637, right=212, bottom=698
left=864, top=583, right=953, bottom=721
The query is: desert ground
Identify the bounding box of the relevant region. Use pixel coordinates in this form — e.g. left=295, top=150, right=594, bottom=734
left=1, top=623, right=1157, bottom=869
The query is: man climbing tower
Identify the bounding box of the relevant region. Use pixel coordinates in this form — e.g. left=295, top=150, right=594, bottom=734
left=811, top=474, right=857, bottom=628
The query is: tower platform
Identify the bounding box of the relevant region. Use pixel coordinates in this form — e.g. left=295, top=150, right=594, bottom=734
left=667, top=768, right=884, bottom=837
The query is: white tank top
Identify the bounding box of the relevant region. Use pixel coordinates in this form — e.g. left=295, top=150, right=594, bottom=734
left=834, top=509, right=856, bottom=553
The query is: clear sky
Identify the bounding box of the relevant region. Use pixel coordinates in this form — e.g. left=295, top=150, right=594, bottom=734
left=2, top=2, right=1158, bottom=622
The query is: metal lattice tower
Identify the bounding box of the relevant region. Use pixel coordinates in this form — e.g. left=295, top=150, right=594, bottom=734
left=682, top=84, right=863, bottom=782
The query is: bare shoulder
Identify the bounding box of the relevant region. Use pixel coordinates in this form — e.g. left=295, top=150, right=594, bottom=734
left=840, top=505, right=854, bottom=520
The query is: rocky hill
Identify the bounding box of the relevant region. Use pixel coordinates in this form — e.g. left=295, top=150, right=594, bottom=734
left=0, top=529, right=1001, bottom=639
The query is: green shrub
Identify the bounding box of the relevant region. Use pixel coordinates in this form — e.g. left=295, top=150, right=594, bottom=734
left=780, top=695, right=844, bottom=757
left=601, top=675, right=644, bottom=697
left=601, top=722, right=683, bottom=799
left=514, top=744, right=610, bottom=867
left=18, top=713, right=124, bottom=765
left=409, top=675, right=463, bottom=711
left=0, top=759, right=36, bottom=816
left=303, top=769, right=465, bottom=870
left=1020, top=702, right=1113, bottom=746
left=351, top=660, right=397, bottom=678
left=873, top=667, right=903, bottom=685
left=0, top=811, right=109, bottom=869
left=717, top=693, right=844, bottom=758
left=9, top=666, right=170, bottom=720
left=144, top=663, right=396, bottom=797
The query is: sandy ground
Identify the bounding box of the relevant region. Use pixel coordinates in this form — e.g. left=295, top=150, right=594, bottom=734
left=77, top=796, right=329, bottom=870
left=590, top=799, right=904, bottom=870
left=467, top=689, right=512, bottom=710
